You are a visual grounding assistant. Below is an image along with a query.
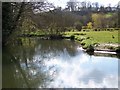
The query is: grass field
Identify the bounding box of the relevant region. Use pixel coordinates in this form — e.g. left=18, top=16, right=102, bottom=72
left=64, top=30, right=119, bottom=44
left=64, top=30, right=120, bottom=49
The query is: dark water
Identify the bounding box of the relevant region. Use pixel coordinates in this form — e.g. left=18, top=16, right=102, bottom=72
left=2, top=38, right=119, bottom=88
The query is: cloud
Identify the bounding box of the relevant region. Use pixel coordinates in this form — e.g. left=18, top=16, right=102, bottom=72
left=42, top=54, right=118, bottom=88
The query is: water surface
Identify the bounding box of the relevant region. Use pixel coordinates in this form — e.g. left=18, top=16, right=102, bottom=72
left=2, top=38, right=119, bottom=88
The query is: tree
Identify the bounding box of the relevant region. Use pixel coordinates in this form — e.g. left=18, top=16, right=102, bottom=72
left=87, top=1, right=92, bottom=10
left=92, top=13, right=105, bottom=28
left=100, top=5, right=105, bottom=12
left=2, top=1, right=55, bottom=45
left=92, top=13, right=118, bottom=28
left=74, top=21, right=83, bottom=31
left=2, top=2, right=26, bottom=45
left=81, top=1, right=87, bottom=10
left=117, top=1, right=120, bottom=28
left=87, top=22, right=92, bottom=29
left=33, top=10, right=80, bottom=35
left=67, top=0, right=78, bottom=11
left=94, top=2, right=99, bottom=11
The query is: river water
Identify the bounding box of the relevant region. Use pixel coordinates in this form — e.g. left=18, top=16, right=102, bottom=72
left=2, top=38, right=119, bottom=88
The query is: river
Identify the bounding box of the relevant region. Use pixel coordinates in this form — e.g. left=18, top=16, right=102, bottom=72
left=2, top=38, right=119, bottom=88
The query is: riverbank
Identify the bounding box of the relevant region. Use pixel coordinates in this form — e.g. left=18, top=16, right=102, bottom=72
left=19, top=30, right=120, bottom=54
left=64, top=30, right=120, bottom=54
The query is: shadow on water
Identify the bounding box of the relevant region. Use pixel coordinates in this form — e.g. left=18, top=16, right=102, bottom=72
left=2, top=37, right=119, bottom=88
left=3, top=38, right=47, bottom=88
left=2, top=38, right=79, bottom=88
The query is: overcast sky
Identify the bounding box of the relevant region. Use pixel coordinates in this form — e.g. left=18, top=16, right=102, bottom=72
left=47, top=0, right=119, bottom=8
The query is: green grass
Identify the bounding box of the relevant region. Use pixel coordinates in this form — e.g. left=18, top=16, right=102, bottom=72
left=64, top=30, right=119, bottom=44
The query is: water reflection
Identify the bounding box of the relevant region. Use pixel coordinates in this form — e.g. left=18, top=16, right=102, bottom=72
left=42, top=54, right=118, bottom=88
left=2, top=38, right=118, bottom=88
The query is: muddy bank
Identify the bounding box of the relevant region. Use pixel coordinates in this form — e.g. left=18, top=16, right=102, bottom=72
left=81, top=43, right=120, bottom=55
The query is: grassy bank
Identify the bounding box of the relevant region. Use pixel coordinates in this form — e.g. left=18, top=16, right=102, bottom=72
left=64, top=30, right=120, bottom=52
left=64, top=30, right=119, bottom=43
left=20, top=29, right=120, bottom=53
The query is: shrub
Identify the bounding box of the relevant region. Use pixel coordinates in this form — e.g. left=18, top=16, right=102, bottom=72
left=115, top=28, right=120, bottom=30
left=73, top=33, right=80, bottom=35
left=86, top=44, right=94, bottom=52
left=82, top=45, right=87, bottom=49
left=93, top=42, right=99, bottom=47
left=83, top=29, right=86, bottom=31
left=116, top=47, right=120, bottom=53
left=70, top=35, right=75, bottom=40
left=107, top=46, right=114, bottom=50
left=80, top=33, right=86, bottom=35
left=80, top=40, right=86, bottom=45
left=86, top=37, right=90, bottom=39
left=81, top=42, right=86, bottom=46
left=94, top=29, right=97, bottom=31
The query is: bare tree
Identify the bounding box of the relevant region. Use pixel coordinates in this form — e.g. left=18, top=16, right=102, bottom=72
left=67, top=0, right=78, bottom=11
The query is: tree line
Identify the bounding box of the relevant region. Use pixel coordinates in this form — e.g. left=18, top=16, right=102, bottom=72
left=2, top=1, right=120, bottom=45
left=65, top=0, right=120, bottom=12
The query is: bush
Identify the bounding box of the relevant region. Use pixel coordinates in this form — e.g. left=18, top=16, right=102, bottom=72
left=81, top=42, right=86, bottom=46
left=98, top=29, right=100, bottom=31
left=86, top=37, right=90, bottom=39
left=80, top=33, right=86, bottom=35
left=107, top=46, right=114, bottom=49
left=116, top=47, right=120, bottom=54
left=70, top=35, right=75, bottom=40
left=82, top=29, right=86, bottom=31
left=79, top=38, right=84, bottom=41
left=94, top=29, right=97, bottom=31
left=93, top=42, right=99, bottom=46
left=86, top=44, right=94, bottom=52
left=73, top=33, right=80, bottom=35
left=80, top=40, right=86, bottom=45
left=82, top=45, right=87, bottom=49
left=107, top=28, right=110, bottom=31
left=115, top=28, right=120, bottom=30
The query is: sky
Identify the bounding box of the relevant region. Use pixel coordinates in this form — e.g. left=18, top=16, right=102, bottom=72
left=47, top=0, right=120, bottom=9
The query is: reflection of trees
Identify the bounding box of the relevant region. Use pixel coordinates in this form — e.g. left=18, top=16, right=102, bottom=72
left=3, top=47, right=30, bottom=88
left=36, top=39, right=78, bottom=57
left=3, top=49, right=49, bottom=88
left=3, top=38, right=79, bottom=88
left=2, top=50, right=18, bottom=88
left=12, top=38, right=38, bottom=67
left=3, top=38, right=48, bottom=88
left=3, top=38, right=119, bottom=88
